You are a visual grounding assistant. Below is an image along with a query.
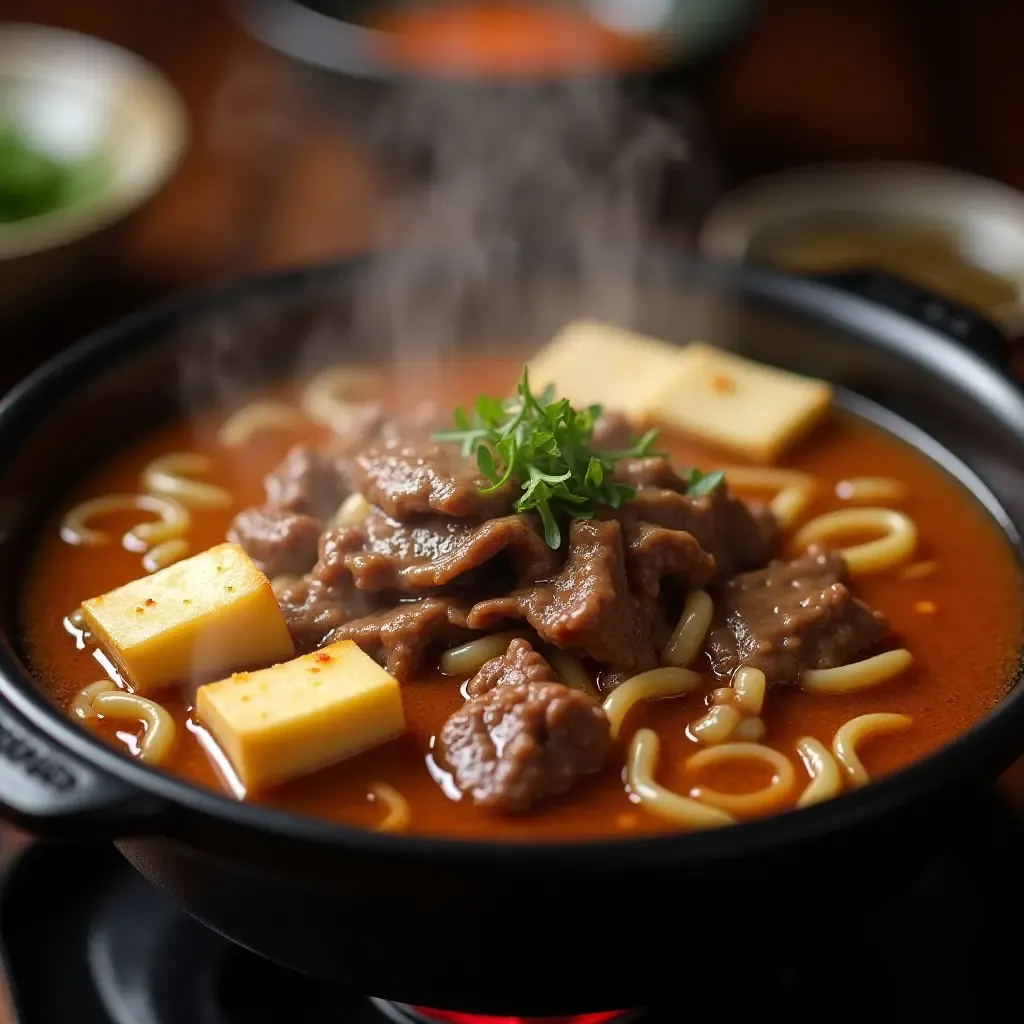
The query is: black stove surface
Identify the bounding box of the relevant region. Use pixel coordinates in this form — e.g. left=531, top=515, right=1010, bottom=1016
left=2, top=799, right=1024, bottom=1024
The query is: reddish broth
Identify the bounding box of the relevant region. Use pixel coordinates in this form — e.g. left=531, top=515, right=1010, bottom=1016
left=18, top=357, right=1023, bottom=840
left=370, top=2, right=659, bottom=77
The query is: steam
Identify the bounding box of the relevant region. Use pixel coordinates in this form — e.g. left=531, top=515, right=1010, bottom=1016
left=184, top=75, right=692, bottom=415
left=354, top=77, right=687, bottom=349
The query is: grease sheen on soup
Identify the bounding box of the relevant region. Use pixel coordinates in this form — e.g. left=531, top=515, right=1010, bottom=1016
left=19, top=355, right=1023, bottom=840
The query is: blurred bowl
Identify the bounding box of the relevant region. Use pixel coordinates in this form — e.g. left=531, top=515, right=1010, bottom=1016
left=228, top=0, right=757, bottom=81
left=0, top=24, right=188, bottom=323
left=698, top=164, right=1024, bottom=335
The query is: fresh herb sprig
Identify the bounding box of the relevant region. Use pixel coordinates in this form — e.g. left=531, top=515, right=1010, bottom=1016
left=433, top=367, right=724, bottom=549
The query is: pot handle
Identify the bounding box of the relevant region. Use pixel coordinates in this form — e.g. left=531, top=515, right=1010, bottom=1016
left=0, top=687, right=165, bottom=838
left=807, top=268, right=1009, bottom=371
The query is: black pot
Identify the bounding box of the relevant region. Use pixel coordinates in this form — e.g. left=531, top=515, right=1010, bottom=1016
left=0, top=253, right=1020, bottom=1016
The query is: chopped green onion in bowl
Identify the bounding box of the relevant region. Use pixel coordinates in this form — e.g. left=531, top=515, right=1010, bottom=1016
left=0, top=120, right=107, bottom=225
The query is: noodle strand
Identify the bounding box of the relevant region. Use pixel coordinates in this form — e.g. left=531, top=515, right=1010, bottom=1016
left=302, top=365, right=384, bottom=429
left=91, top=691, right=176, bottom=766
left=602, top=667, right=701, bottom=740
left=686, top=742, right=796, bottom=816
left=141, top=453, right=232, bottom=509
left=61, top=493, right=190, bottom=549
left=142, top=538, right=190, bottom=574
left=689, top=704, right=742, bottom=745
left=69, top=680, right=116, bottom=721
left=721, top=466, right=817, bottom=530
left=835, top=477, right=907, bottom=503
left=732, top=716, right=766, bottom=742
left=793, top=507, right=917, bottom=575
left=370, top=783, right=411, bottom=833
left=661, top=590, right=713, bottom=666
left=627, top=728, right=734, bottom=829
left=832, top=713, right=912, bottom=787
left=329, top=492, right=371, bottom=530
left=217, top=401, right=305, bottom=447
left=440, top=633, right=522, bottom=676
left=732, top=666, right=767, bottom=715
left=547, top=651, right=597, bottom=696
left=800, top=649, right=912, bottom=694
left=795, top=737, right=842, bottom=806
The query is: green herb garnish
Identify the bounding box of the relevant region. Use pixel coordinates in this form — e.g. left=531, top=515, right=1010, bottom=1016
left=679, top=467, right=726, bottom=497
left=433, top=367, right=724, bottom=548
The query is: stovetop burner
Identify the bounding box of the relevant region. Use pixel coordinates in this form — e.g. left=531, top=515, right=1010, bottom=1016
left=2, top=797, right=1024, bottom=1023
left=370, top=1003, right=640, bottom=1024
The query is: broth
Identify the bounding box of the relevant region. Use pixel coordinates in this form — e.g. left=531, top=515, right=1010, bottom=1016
left=18, top=356, right=1023, bottom=840
left=370, top=2, right=658, bottom=77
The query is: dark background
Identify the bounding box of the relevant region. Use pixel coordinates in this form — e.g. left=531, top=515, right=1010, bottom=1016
left=7, top=0, right=1024, bottom=383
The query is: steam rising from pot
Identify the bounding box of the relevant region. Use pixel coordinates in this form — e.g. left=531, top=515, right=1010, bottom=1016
left=182, top=76, right=692, bottom=412
left=350, top=78, right=687, bottom=350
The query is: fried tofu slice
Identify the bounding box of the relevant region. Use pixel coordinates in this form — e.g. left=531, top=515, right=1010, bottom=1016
left=196, top=640, right=405, bottom=791
left=80, top=542, right=294, bottom=695
left=647, top=343, right=832, bottom=463
left=528, top=319, right=681, bottom=420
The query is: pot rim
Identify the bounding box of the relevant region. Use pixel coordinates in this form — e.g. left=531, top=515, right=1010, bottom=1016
left=2, top=252, right=1023, bottom=865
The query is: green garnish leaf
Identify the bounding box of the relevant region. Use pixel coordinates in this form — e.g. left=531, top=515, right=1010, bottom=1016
left=432, top=367, right=723, bottom=548
left=684, top=469, right=726, bottom=497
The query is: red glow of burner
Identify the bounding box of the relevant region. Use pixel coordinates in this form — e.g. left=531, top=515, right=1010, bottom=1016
left=410, top=1008, right=627, bottom=1024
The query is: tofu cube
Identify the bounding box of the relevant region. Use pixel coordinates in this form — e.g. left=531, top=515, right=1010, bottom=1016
left=648, top=343, right=832, bottom=463
left=528, top=319, right=682, bottom=420
left=81, top=542, right=294, bottom=695
left=196, top=640, right=405, bottom=791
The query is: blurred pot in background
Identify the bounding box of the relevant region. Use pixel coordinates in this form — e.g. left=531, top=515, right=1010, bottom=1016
left=226, top=0, right=750, bottom=242
left=228, top=0, right=758, bottom=81
left=0, top=25, right=187, bottom=327
left=699, top=164, right=1024, bottom=337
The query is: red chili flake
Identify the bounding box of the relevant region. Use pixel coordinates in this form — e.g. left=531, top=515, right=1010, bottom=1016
left=144, top=598, right=156, bottom=607
left=711, top=374, right=735, bottom=394
left=315, top=652, right=332, bottom=663
left=308, top=666, right=320, bottom=674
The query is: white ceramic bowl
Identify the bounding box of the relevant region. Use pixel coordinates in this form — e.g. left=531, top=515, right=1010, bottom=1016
left=0, top=24, right=188, bottom=320
left=699, top=164, right=1024, bottom=335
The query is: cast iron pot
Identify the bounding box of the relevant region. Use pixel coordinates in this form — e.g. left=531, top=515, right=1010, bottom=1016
left=0, top=252, right=1020, bottom=1015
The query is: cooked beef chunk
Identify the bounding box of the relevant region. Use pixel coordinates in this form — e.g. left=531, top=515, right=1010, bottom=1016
left=350, top=434, right=514, bottom=521
left=590, top=411, right=634, bottom=451
left=751, top=503, right=781, bottom=562
left=624, top=522, right=715, bottom=602
left=227, top=507, right=323, bottom=579
left=264, top=444, right=350, bottom=521
left=705, top=548, right=889, bottom=684
left=613, top=483, right=777, bottom=577
left=466, top=638, right=559, bottom=698
left=314, top=510, right=558, bottom=594
left=468, top=519, right=653, bottom=679
left=329, top=597, right=473, bottom=679
left=276, top=576, right=374, bottom=652
left=613, top=457, right=685, bottom=492
left=439, top=681, right=611, bottom=812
